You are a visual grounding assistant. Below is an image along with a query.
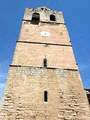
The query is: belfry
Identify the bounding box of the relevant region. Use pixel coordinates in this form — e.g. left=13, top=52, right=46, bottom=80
left=0, top=7, right=90, bottom=120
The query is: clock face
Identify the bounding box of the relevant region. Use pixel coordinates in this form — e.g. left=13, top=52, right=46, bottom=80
left=40, top=31, right=50, bottom=36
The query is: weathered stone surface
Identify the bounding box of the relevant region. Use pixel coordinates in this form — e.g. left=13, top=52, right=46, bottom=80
left=0, top=68, right=90, bottom=119
left=13, top=42, right=76, bottom=69
left=0, top=6, right=90, bottom=120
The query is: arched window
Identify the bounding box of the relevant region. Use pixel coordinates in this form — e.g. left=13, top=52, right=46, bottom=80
left=43, top=58, right=47, bottom=68
left=31, top=13, right=40, bottom=24
left=50, top=14, right=56, bottom=21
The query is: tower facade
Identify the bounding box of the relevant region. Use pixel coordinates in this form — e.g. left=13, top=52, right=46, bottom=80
left=0, top=7, right=90, bottom=120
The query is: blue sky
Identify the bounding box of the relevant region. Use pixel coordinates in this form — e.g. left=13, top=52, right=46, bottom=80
left=0, top=0, right=90, bottom=97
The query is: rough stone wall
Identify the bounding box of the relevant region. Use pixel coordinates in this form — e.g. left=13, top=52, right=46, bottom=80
left=13, top=42, right=77, bottom=69
left=0, top=67, right=90, bottom=120
left=19, top=23, right=70, bottom=45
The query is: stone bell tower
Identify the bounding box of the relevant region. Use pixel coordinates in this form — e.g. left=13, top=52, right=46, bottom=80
left=0, top=7, right=90, bottom=120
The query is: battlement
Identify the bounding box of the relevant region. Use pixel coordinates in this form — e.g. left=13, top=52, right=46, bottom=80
left=23, top=7, right=64, bottom=24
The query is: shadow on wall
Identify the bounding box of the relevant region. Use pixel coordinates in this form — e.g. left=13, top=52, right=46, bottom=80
left=85, top=89, right=90, bottom=105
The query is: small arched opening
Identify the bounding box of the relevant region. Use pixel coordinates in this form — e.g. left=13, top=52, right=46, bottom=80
left=50, top=14, right=56, bottom=21
left=31, top=13, right=40, bottom=25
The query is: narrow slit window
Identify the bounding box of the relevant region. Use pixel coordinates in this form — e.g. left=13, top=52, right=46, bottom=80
left=31, top=13, right=40, bottom=25
left=50, top=14, right=56, bottom=21
left=44, top=91, right=48, bottom=102
left=43, top=58, right=47, bottom=68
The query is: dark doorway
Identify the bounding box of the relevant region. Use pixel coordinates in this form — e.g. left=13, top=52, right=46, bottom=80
left=31, top=13, right=40, bottom=25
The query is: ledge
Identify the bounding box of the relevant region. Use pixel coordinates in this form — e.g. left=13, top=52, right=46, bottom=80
left=9, top=65, right=78, bottom=71
left=22, top=19, right=65, bottom=25
left=16, top=41, right=72, bottom=47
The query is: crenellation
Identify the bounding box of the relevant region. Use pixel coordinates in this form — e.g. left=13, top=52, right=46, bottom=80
left=24, top=7, right=64, bottom=24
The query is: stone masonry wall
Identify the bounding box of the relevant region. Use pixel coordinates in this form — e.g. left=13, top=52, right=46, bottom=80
left=0, top=67, right=90, bottom=120
left=19, top=23, right=70, bottom=45
left=13, top=42, right=77, bottom=69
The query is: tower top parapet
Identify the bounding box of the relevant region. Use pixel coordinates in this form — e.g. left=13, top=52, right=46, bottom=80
left=23, top=6, right=64, bottom=24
